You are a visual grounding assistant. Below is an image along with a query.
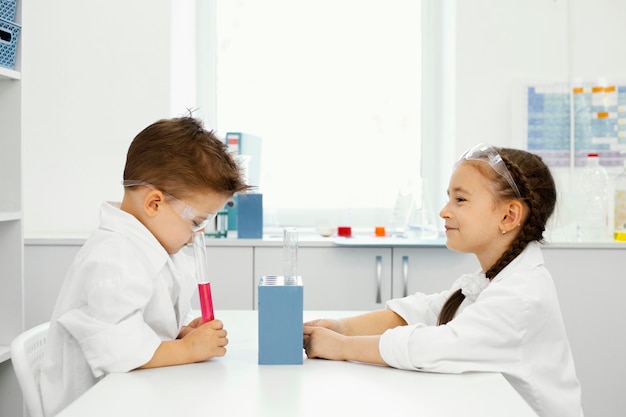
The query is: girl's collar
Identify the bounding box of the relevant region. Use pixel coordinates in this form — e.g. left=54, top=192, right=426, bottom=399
left=454, top=271, right=490, bottom=302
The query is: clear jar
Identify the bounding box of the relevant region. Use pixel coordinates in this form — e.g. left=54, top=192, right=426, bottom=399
left=576, top=153, right=610, bottom=242
left=614, top=160, right=626, bottom=242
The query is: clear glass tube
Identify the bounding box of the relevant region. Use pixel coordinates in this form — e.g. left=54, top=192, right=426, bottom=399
left=282, top=227, right=298, bottom=284
left=193, top=231, right=209, bottom=283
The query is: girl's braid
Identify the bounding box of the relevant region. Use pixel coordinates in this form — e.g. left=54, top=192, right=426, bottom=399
left=484, top=157, right=539, bottom=279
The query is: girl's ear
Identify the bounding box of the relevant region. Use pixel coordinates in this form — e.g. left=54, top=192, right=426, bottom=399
left=144, top=189, right=165, bottom=218
left=500, top=200, right=526, bottom=233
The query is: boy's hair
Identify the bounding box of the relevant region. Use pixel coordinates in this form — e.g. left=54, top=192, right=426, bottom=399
left=438, top=148, right=557, bottom=325
left=123, top=116, right=251, bottom=199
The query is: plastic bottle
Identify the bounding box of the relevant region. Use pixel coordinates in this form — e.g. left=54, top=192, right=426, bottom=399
left=576, top=153, right=609, bottom=242
left=614, top=160, right=626, bottom=242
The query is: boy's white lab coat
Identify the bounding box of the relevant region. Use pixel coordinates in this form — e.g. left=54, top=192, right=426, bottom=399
left=379, top=241, right=583, bottom=417
left=40, top=202, right=196, bottom=417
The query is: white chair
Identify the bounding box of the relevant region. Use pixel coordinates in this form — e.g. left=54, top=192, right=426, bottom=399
left=10, top=322, right=50, bottom=417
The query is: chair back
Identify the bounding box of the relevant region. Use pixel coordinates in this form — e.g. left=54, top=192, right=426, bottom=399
left=10, top=322, right=50, bottom=417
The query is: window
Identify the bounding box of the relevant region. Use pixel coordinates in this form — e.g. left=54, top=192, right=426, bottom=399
left=201, top=1, right=425, bottom=232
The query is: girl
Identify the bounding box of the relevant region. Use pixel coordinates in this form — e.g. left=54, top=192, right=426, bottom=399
left=40, top=116, right=250, bottom=417
left=303, top=144, right=583, bottom=417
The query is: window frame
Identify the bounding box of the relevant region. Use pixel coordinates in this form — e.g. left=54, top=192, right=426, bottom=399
left=195, top=0, right=454, bottom=233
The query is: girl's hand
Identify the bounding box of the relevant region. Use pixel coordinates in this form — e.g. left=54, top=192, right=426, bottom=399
left=303, top=321, right=387, bottom=365
left=303, top=318, right=344, bottom=334
left=181, top=319, right=228, bottom=362
left=302, top=324, right=347, bottom=361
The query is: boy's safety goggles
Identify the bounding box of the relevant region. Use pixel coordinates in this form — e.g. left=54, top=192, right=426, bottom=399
left=122, top=180, right=217, bottom=232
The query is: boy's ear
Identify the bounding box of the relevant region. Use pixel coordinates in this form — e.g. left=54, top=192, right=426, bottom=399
left=144, top=190, right=165, bottom=218
left=500, top=200, right=525, bottom=232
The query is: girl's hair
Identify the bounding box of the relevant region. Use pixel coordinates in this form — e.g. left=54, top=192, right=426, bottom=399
left=123, top=116, right=252, bottom=199
left=437, top=148, right=557, bottom=325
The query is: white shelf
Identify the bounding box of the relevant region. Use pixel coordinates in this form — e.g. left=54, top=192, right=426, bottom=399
left=0, top=211, right=21, bottom=222
left=0, top=345, right=10, bottom=363
left=0, top=2, right=22, bottom=415
left=0, top=67, right=21, bottom=80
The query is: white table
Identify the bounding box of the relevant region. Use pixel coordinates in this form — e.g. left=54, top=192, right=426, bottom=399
left=56, top=310, right=538, bottom=417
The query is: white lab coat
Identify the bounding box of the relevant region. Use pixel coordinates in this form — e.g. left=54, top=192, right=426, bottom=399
left=40, top=202, right=196, bottom=417
left=379, top=241, right=583, bottom=417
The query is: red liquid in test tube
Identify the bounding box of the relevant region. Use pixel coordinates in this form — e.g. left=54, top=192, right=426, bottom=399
left=193, top=231, right=214, bottom=323
left=197, top=282, right=214, bottom=322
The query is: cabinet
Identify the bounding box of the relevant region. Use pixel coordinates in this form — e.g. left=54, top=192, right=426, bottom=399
left=541, top=248, right=625, bottom=417
left=391, top=248, right=479, bottom=298
left=0, top=34, right=24, bottom=417
left=23, top=242, right=256, bottom=327
left=24, top=243, right=479, bottom=314
left=254, top=247, right=393, bottom=311
left=193, top=246, right=254, bottom=310
left=252, top=247, right=479, bottom=311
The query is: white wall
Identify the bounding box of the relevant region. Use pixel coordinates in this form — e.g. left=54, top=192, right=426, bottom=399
left=22, top=0, right=196, bottom=236
left=454, top=0, right=626, bottom=155
left=449, top=0, right=626, bottom=241
left=455, top=0, right=568, bottom=153
left=20, top=0, right=626, bottom=238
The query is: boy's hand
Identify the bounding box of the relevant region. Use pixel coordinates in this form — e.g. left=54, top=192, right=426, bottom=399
left=181, top=319, right=228, bottom=362
left=178, top=316, right=205, bottom=338
left=139, top=319, right=228, bottom=369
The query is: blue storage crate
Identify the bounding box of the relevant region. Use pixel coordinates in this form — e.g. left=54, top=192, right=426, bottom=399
left=0, top=0, right=17, bottom=22
left=0, top=18, right=20, bottom=69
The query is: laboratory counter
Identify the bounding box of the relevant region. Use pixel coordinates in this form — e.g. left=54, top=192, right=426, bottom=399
left=24, top=233, right=626, bottom=249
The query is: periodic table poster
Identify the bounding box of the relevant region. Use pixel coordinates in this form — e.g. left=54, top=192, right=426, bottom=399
left=524, top=82, right=626, bottom=168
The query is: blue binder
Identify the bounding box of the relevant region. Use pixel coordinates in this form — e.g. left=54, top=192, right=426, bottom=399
left=236, top=193, right=263, bottom=239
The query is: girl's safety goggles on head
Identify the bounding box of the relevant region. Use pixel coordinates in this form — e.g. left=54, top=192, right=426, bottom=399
left=459, top=143, right=522, bottom=199
left=122, top=180, right=217, bottom=232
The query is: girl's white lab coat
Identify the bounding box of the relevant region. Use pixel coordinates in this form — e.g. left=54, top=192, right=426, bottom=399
left=40, top=202, right=196, bottom=417
left=379, top=241, right=583, bottom=417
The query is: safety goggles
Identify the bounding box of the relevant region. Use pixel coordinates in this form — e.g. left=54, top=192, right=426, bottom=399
left=459, top=143, right=522, bottom=199
left=122, top=180, right=217, bottom=232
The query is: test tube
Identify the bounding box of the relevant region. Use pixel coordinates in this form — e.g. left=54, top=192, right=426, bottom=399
left=282, top=227, right=298, bottom=284
left=193, top=231, right=214, bottom=322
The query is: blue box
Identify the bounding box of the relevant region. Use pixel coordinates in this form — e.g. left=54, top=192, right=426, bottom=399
left=236, top=193, right=263, bottom=239
left=258, top=275, right=303, bottom=365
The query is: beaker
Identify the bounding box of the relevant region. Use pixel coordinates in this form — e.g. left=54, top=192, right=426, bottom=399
left=388, top=180, right=417, bottom=237
left=405, top=179, right=439, bottom=240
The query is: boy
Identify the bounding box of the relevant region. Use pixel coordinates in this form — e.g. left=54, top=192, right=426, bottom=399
left=40, top=116, right=250, bottom=416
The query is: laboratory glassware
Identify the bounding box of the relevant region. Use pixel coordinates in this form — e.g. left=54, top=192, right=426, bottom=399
left=282, top=227, right=298, bottom=284
left=193, top=231, right=214, bottom=322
